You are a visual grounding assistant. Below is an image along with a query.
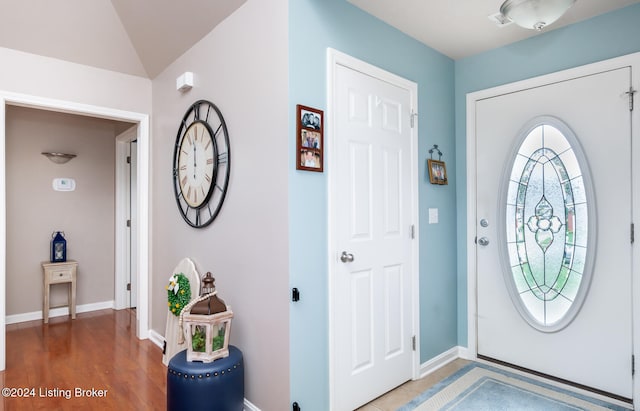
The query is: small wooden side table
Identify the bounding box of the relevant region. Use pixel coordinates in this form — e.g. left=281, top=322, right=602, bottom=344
left=42, top=260, right=77, bottom=323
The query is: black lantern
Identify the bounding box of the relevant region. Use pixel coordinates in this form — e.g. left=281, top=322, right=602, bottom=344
left=51, top=231, right=67, bottom=263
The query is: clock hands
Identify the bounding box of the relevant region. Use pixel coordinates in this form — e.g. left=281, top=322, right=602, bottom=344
left=193, top=134, right=197, bottom=180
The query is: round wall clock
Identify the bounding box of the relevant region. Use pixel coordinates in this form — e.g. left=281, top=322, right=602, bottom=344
left=173, top=100, right=230, bottom=228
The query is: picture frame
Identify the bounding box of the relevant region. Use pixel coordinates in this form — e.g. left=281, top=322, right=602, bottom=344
left=428, top=159, right=448, bottom=185
left=296, top=104, right=324, bottom=172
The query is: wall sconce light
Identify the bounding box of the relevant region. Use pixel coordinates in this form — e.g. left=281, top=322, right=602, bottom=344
left=42, top=152, right=77, bottom=164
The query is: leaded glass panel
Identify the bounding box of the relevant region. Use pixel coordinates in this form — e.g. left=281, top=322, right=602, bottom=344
left=504, top=120, right=592, bottom=330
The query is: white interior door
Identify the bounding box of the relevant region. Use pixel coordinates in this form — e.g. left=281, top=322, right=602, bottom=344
left=330, top=56, right=418, bottom=411
left=129, top=140, right=138, bottom=308
left=476, top=67, right=632, bottom=399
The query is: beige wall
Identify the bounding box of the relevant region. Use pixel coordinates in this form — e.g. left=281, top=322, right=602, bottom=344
left=0, top=47, right=151, bottom=114
left=151, top=1, right=289, bottom=409
left=0, top=49, right=150, bottom=318
left=6, top=106, right=125, bottom=314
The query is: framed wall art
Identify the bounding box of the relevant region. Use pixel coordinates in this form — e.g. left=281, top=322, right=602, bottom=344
left=296, top=104, right=324, bottom=172
left=428, top=159, right=448, bottom=185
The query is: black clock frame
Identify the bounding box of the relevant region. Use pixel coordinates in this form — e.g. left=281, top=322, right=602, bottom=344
left=173, top=100, right=231, bottom=228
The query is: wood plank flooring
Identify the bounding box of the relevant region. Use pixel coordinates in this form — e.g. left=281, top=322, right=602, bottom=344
left=0, top=309, right=166, bottom=410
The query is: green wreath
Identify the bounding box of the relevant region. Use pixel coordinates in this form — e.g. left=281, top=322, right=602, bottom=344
left=167, top=273, right=191, bottom=317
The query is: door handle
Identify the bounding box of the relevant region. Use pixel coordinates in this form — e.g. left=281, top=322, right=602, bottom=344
left=340, top=251, right=355, bottom=263
left=478, top=237, right=490, bottom=246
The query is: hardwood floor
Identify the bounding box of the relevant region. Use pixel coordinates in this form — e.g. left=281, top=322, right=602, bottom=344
left=0, top=309, right=166, bottom=410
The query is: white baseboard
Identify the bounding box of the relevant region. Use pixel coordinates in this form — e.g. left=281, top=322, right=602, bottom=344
left=148, top=329, right=165, bottom=349
left=6, top=300, right=115, bottom=324
left=243, top=398, right=260, bottom=411
left=419, top=346, right=464, bottom=378
left=457, top=346, right=474, bottom=361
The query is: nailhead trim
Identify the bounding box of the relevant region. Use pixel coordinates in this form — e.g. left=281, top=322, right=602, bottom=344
left=168, top=361, right=242, bottom=380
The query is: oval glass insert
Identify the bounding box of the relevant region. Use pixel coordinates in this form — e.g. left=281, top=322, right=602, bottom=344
left=503, top=116, right=594, bottom=332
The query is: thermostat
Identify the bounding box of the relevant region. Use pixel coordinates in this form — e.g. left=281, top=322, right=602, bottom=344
left=52, top=178, right=76, bottom=192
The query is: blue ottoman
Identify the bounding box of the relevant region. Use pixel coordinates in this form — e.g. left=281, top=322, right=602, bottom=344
left=167, top=346, right=244, bottom=411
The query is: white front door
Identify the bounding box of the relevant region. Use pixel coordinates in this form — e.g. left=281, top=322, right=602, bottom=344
left=329, top=52, right=418, bottom=411
left=476, top=67, right=633, bottom=399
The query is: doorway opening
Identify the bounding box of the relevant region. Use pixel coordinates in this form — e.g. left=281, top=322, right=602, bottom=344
left=0, top=91, right=151, bottom=370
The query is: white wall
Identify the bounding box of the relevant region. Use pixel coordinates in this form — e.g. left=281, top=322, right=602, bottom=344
left=6, top=106, right=121, bottom=314
left=0, top=47, right=151, bottom=113
left=151, top=1, right=289, bottom=409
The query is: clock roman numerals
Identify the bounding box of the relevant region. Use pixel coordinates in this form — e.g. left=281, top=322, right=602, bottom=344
left=193, top=102, right=201, bottom=120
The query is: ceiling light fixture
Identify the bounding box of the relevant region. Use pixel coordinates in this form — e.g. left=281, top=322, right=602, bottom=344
left=500, top=0, right=576, bottom=31
left=42, top=152, right=77, bottom=164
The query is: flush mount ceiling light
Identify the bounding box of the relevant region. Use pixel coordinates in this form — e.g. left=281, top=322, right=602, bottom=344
left=42, top=152, right=77, bottom=164
left=500, top=0, right=576, bottom=31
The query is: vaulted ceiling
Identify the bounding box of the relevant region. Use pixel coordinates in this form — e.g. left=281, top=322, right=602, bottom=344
left=0, top=0, right=637, bottom=79
left=0, top=0, right=247, bottom=78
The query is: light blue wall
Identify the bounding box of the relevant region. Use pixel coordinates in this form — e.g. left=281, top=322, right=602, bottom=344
left=455, top=4, right=640, bottom=346
left=289, top=0, right=456, bottom=409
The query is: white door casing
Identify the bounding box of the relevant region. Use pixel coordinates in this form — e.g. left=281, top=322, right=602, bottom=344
left=0, top=91, right=151, bottom=371
left=467, top=56, right=640, bottom=402
left=328, top=49, right=420, bottom=411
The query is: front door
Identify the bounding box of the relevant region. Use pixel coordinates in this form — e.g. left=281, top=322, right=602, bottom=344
left=330, top=53, right=418, bottom=411
left=476, top=67, right=633, bottom=399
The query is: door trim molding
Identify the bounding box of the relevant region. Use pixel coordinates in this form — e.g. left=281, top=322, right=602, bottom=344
left=115, top=127, right=138, bottom=310
left=0, top=91, right=151, bottom=371
left=466, top=51, right=640, bottom=404
left=327, top=48, right=420, bottom=409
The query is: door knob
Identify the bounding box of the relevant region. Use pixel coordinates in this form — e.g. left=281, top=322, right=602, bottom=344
left=340, top=251, right=355, bottom=263
left=478, top=237, right=490, bottom=246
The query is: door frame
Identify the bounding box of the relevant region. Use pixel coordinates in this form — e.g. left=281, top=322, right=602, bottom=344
left=466, top=52, right=640, bottom=402
left=327, top=48, right=421, bottom=408
left=115, top=128, right=139, bottom=310
left=0, top=91, right=151, bottom=370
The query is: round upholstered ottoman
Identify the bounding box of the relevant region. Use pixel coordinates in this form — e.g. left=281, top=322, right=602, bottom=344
left=167, top=346, right=244, bottom=411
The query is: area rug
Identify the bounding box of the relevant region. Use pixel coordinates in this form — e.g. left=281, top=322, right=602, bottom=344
left=398, top=363, right=632, bottom=411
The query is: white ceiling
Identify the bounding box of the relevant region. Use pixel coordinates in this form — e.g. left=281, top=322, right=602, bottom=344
left=0, top=0, right=637, bottom=79
left=348, top=0, right=640, bottom=59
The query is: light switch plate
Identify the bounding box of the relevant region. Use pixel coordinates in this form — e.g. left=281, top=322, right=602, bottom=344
left=428, top=208, right=438, bottom=224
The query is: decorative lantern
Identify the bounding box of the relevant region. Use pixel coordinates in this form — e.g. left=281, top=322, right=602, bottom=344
left=201, top=271, right=215, bottom=295
left=50, top=231, right=67, bottom=263
left=181, top=275, right=233, bottom=363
